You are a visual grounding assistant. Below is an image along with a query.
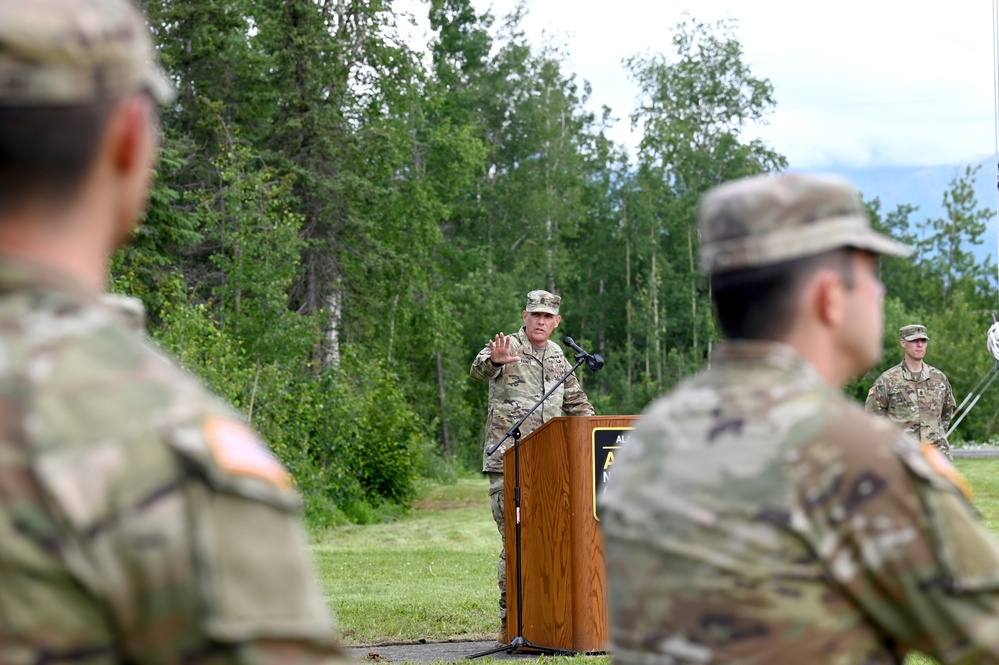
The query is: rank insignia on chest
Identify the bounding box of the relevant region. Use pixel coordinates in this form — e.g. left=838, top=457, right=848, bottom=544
left=917, top=388, right=925, bottom=397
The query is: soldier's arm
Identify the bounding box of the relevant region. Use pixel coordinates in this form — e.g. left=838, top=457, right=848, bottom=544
left=864, top=377, right=887, bottom=414
left=562, top=370, right=595, bottom=416
left=470, top=343, right=502, bottom=381
left=788, top=424, right=999, bottom=663
left=41, top=415, right=345, bottom=664
left=941, top=377, right=957, bottom=431
left=174, top=442, right=347, bottom=665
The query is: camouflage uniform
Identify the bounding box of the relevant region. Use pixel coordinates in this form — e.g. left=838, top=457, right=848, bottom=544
left=471, top=328, right=594, bottom=475
left=0, top=261, right=343, bottom=663
left=600, top=174, right=999, bottom=664
left=470, top=291, right=594, bottom=627
left=0, top=2, right=342, bottom=662
left=866, top=325, right=956, bottom=456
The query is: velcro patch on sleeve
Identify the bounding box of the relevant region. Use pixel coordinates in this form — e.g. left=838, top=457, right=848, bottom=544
left=203, top=417, right=291, bottom=490
left=922, top=443, right=973, bottom=500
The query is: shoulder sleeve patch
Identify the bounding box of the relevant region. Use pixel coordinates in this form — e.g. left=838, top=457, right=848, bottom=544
left=203, top=417, right=291, bottom=490
left=921, top=443, right=974, bottom=500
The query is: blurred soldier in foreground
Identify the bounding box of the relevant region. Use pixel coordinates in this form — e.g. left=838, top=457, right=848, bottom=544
left=470, top=289, right=594, bottom=642
left=867, top=323, right=956, bottom=457
left=0, top=0, right=342, bottom=661
left=599, top=173, right=999, bottom=664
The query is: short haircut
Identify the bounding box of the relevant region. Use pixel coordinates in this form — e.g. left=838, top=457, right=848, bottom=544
left=0, top=101, right=116, bottom=215
left=711, top=248, right=856, bottom=341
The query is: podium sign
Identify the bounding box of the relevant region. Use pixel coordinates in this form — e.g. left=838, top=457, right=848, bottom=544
left=591, top=427, right=633, bottom=520
left=503, top=415, right=636, bottom=653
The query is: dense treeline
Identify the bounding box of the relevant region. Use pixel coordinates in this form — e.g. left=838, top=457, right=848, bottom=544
left=125, top=0, right=998, bottom=525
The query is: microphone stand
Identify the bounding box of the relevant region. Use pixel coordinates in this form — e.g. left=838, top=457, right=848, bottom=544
left=468, top=345, right=602, bottom=659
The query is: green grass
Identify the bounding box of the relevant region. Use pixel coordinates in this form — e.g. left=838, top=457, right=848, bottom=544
left=956, top=458, right=999, bottom=532
left=314, top=462, right=999, bottom=665
left=313, top=476, right=498, bottom=645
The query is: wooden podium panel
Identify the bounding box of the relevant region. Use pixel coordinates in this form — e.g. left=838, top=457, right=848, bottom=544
left=503, top=415, right=636, bottom=653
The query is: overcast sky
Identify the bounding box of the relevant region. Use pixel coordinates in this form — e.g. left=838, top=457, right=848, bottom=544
left=455, top=0, right=998, bottom=170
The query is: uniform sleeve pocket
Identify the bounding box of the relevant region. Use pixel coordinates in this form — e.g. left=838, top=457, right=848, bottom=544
left=895, top=440, right=999, bottom=590
left=163, top=418, right=335, bottom=641
left=190, top=483, right=334, bottom=641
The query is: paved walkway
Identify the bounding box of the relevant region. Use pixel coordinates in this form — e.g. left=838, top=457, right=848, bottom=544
left=347, top=640, right=591, bottom=663
left=953, top=448, right=999, bottom=458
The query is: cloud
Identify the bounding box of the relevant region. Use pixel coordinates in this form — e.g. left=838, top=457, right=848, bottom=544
left=471, top=0, right=998, bottom=168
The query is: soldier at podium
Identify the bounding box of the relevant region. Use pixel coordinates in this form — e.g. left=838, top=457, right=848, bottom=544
left=599, top=173, right=999, bottom=663
left=470, top=289, right=594, bottom=643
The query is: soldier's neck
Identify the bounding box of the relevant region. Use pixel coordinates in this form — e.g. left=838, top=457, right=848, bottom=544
left=904, top=357, right=924, bottom=374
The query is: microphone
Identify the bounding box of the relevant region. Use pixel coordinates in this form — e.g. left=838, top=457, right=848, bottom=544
left=562, top=336, right=588, bottom=357
left=563, top=336, right=605, bottom=373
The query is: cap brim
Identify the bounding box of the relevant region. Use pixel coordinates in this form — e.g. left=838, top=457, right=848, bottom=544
left=847, top=229, right=912, bottom=258
left=525, top=306, right=559, bottom=315
left=700, top=214, right=912, bottom=275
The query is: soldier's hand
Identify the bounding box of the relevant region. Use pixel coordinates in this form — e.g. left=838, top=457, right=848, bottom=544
left=488, top=333, right=521, bottom=366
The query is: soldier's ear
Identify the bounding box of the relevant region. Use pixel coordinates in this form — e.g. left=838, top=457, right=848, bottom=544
left=813, top=269, right=844, bottom=328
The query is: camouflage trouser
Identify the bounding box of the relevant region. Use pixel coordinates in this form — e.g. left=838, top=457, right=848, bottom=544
left=488, top=473, right=506, bottom=621
left=934, top=440, right=952, bottom=460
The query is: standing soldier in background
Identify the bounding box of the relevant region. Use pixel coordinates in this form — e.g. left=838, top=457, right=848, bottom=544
left=0, top=0, right=343, bottom=661
left=867, top=324, right=957, bottom=457
left=600, top=173, right=999, bottom=664
left=470, top=290, right=594, bottom=643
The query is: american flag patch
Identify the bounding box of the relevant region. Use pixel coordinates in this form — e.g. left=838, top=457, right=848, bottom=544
left=203, top=417, right=292, bottom=490
left=921, top=443, right=973, bottom=500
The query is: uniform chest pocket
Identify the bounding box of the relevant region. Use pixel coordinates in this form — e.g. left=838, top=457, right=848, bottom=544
left=890, top=390, right=915, bottom=407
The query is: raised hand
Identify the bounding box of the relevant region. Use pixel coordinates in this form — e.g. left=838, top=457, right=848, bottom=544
left=488, top=333, right=521, bottom=365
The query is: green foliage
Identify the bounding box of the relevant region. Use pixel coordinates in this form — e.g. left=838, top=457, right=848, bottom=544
left=316, top=349, right=429, bottom=506
left=120, top=0, right=999, bottom=523
left=627, top=16, right=785, bottom=193
left=110, top=140, right=201, bottom=320
left=914, top=165, right=996, bottom=308
left=854, top=172, right=999, bottom=442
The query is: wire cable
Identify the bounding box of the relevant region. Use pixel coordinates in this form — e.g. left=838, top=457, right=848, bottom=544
left=948, top=365, right=999, bottom=437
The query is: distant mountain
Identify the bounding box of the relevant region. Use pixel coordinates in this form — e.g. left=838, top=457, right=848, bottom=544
left=813, top=158, right=999, bottom=266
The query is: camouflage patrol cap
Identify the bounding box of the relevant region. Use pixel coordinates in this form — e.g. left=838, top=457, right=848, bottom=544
left=698, top=173, right=911, bottom=275
left=0, top=0, right=175, bottom=107
left=525, top=290, right=561, bottom=315
left=900, top=324, right=929, bottom=341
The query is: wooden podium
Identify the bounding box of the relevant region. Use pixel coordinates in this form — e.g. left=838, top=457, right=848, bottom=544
left=503, top=415, right=636, bottom=653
